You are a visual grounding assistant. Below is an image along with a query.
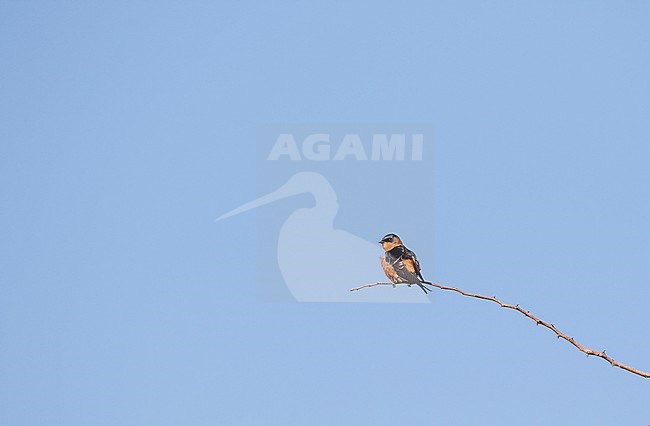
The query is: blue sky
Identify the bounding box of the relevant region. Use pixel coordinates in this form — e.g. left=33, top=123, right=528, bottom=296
left=2, top=1, right=650, bottom=424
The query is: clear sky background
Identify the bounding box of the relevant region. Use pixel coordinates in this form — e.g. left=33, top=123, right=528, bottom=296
left=2, top=1, right=650, bottom=424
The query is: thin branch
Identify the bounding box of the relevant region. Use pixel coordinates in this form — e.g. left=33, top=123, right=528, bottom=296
left=350, top=281, right=650, bottom=379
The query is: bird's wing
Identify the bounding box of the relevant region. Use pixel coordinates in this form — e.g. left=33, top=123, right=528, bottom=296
left=388, top=246, right=422, bottom=283
left=402, top=247, right=425, bottom=282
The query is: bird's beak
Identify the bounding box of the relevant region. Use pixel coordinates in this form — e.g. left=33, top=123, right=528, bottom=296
left=216, top=179, right=303, bottom=221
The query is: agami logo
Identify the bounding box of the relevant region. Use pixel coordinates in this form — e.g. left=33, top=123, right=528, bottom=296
left=267, top=133, right=424, bottom=161
left=218, top=125, right=434, bottom=303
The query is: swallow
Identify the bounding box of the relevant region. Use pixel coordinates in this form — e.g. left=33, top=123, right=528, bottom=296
left=379, top=233, right=433, bottom=294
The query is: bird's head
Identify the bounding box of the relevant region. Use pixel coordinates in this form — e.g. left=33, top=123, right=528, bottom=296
left=379, top=233, right=403, bottom=251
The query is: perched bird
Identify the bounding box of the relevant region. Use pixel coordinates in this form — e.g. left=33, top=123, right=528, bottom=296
left=379, top=233, right=433, bottom=294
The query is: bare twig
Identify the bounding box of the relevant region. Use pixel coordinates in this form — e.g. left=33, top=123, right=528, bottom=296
left=350, top=281, right=650, bottom=379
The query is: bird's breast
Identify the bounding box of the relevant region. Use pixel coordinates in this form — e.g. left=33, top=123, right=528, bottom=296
left=381, top=254, right=401, bottom=283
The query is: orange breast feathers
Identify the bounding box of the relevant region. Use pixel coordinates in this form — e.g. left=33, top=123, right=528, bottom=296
left=381, top=255, right=402, bottom=283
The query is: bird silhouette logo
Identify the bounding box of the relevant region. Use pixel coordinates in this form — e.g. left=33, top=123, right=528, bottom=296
left=217, top=126, right=434, bottom=303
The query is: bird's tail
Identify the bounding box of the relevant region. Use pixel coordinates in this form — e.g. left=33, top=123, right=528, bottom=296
left=417, top=281, right=434, bottom=294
